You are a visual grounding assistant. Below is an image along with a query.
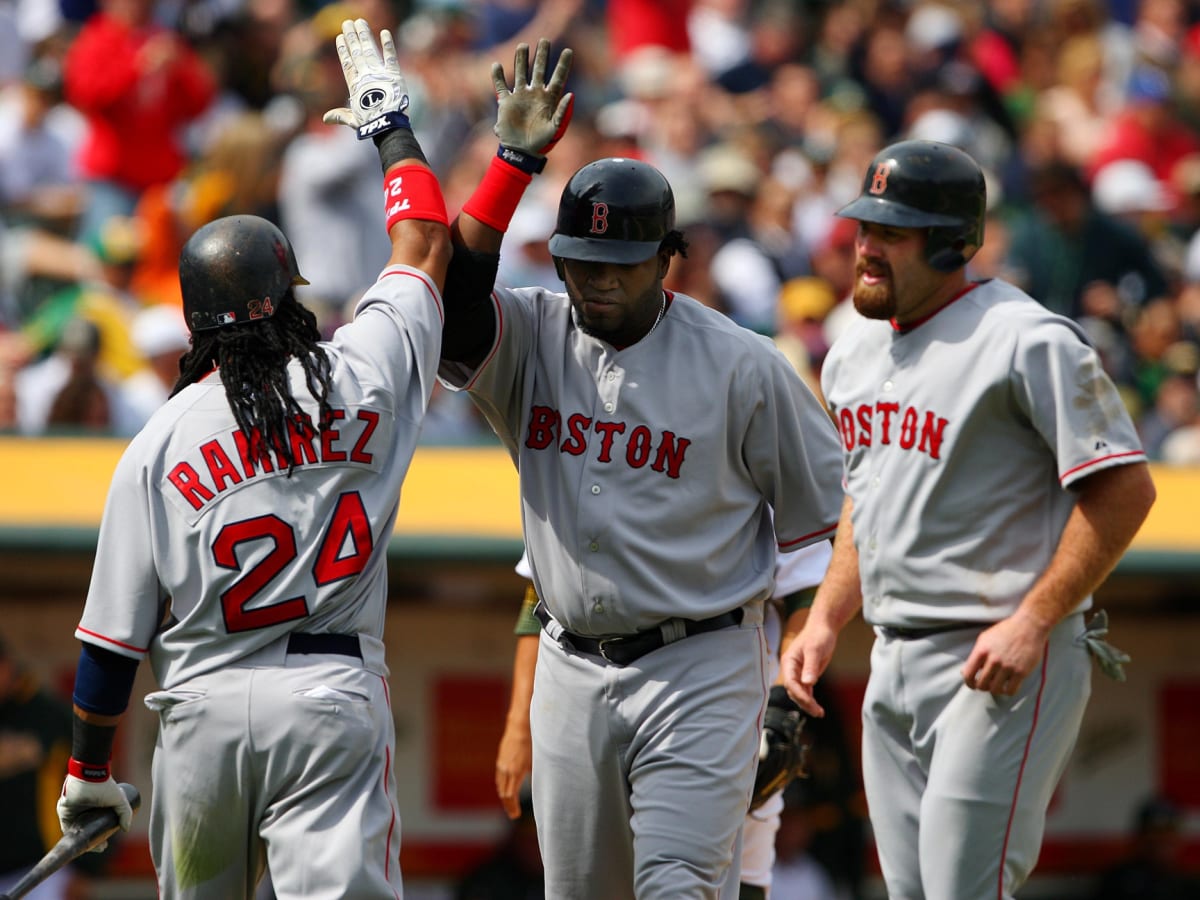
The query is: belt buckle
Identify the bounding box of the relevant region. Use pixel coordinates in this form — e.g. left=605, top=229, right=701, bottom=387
left=597, top=637, right=623, bottom=664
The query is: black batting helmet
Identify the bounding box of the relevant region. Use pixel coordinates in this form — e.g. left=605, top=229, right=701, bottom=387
left=180, top=215, right=309, bottom=333
left=549, top=158, right=675, bottom=265
left=837, top=140, right=985, bottom=272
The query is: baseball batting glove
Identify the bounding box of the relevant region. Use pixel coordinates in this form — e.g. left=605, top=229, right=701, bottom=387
left=322, top=18, right=410, bottom=140
left=491, top=38, right=574, bottom=174
left=58, top=765, right=133, bottom=852
left=749, top=685, right=809, bottom=812
left=1077, top=609, right=1131, bottom=682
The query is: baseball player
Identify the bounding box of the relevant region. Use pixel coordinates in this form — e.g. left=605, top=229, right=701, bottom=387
left=57, top=20, right=451, bottom=899
left=431, top=39, right=844, bottom=899
left=495, top=541, right=831, bottom=899
left=781, top=140, right=1157, bottom=900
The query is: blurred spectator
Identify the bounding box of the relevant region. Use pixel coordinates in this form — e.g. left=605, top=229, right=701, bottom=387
left=122, top=303, right=189, bottom=430
left=0, top=55, right=85, bottom=230
left=1088, top=65, right=1200, bottom=185
left=63, top=0, right=217, bottom=244
left=774, top=275, right=836, bottom=398
left=1138, top=364, right=1200, bottom=460
left=1092, top=158, right=1186, bottom=287
left=1031, top=33, right=1117, bottom=170
left=1127, top=297, right=1191, bottom=415
left=496, top=201, right=558, bottom=291
left=275, top=10, right=393, bottom=331
left=22, top=214, right=147, bottom=381
left=1007, top=160, right=1168, bottom=319
left=0, top=634, right=92, bottom=900
left=1088, top=796, right=1200, bottom=900
left=14, top=315, right=137, bottom=435
left=770, top=796, right=840, bottom=900
left=453, top=791, right=543, bottom=900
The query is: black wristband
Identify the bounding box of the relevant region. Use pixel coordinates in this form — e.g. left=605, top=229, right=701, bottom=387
left=497, top=144, right=547, bottom=175
left=375, top=127, right=427, bottom=172
left=72, top=713, right=118, bottom=767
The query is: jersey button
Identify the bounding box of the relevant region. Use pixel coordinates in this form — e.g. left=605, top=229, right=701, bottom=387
left=589, top=541, right=600, bottom=552
left=606, top=372, right=616, bottom=382
left=591, top=484, right=601, bottom=494
left=604, top=402, right=615, bottom=412
left=883, top=380, right=894, bottom=391
left=593, top=601, right=604, bottom=613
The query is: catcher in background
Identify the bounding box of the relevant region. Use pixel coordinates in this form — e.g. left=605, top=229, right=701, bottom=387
left=495, top=540, right=830, bottom=900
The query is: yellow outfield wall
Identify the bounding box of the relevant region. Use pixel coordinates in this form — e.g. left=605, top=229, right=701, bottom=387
left=0, top=437, right=1197, bottom=552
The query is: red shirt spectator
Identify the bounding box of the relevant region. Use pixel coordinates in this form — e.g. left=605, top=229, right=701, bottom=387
left=64, top=0, right=215, bottom=192
left=1089, top=66, right=1200, bottom=188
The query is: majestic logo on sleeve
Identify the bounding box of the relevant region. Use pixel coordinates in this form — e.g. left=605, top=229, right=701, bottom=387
left=524, top=405, right=690, bottom=478
left=836, top=402, right=949, bottom=459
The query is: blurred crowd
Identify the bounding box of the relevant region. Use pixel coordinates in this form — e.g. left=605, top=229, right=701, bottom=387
left=1, top=0, right=1199, bottom=458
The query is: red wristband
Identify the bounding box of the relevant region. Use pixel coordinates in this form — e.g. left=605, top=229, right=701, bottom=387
left=383, top=165, right=449, bottom=231
left=461, top=155, right=534, bottom=232
left=68, top=757, right=111, bottom=782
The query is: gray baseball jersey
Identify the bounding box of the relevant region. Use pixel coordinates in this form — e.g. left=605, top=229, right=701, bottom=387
left=821, top=276, right=1145, bottom=899
left=821, top=277, right=1145, bottom=629
left=443, top=285, right=841, bottom=898
left=73, top=265, right=443, bottom=897
left=441, top=287, right=843, bottom=634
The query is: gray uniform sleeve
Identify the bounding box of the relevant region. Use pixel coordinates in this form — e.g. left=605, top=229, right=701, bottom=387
left=745, top=345, right=843, bottom=549
left=1009, top=317, right=1145, bottom=488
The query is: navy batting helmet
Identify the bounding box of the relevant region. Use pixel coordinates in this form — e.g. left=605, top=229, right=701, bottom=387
left=837, top=140, right=986, bottom=272
left=549, top=158, right=675, bottom=265
left=180, top=215, right=309, bottom=332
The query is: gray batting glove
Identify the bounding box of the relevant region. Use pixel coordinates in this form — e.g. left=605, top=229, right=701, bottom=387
left=323, top=18, right=410, bottom=140
left=58, top=773, right=133, bottom=852
left=492, top=38, right=574, bottom=168
left=1077, top=609, right=1131, bottom=681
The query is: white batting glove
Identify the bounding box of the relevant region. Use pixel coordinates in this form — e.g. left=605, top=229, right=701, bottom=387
left=492, top=38, right=574, bottom=172
left=58, top=772, right=133, bottom=852
left=322, top=18, right=410, bottom=140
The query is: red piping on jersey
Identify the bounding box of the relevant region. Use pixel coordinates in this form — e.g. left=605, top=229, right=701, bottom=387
left=997, top=640, right=1049, bottom=899
left=76, top=626, right=148, bottom=654
left=1059, top=450, right=1145, bottom=483
left=380, top=675, right=400, bottom=898
left=462, top=290, right=506, bottom=390
left=778, top=522, right=838, bottom=549
left=381, top=267, right=444, bottom=323
left=890, top=282, right=980, bottom=333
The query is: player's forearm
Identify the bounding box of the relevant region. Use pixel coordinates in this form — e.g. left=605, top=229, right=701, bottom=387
left=807, top=498, right=863, bottom=633
left=1016, top=463, right=1156, bottom=630
left=505, top=634, right=540, bottom=727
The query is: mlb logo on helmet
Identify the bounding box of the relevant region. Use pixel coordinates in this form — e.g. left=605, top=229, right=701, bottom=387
left=216, top=312, right=237, bottom=326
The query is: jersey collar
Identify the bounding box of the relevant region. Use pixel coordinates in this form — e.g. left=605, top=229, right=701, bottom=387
left=890, top=281, right=982, bottom=334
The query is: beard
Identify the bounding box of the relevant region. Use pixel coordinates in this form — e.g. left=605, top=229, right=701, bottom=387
left=851, top=264, right=897, bottom=320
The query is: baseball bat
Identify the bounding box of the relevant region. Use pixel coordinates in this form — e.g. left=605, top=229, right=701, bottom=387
left=0, top=783, right=141, bottom=900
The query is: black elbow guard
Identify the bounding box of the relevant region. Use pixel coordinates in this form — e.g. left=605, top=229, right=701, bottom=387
left=441, top=243, right=500, bottom=364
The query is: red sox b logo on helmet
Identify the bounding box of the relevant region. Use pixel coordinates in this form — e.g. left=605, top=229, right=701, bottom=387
left=590, top=202, right=609, bottom=235
left=869, top=162, right=890, bottom=195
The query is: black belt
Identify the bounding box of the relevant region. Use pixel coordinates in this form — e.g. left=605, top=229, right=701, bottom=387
left=286, top=633, right=362, bottom=659
left=533, top=601, right=743, bottom=666
left=877, top=623, right=982, bottom=640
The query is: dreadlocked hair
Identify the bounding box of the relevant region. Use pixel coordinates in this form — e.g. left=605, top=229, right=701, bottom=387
left=172, top=297, right=333, bottom=472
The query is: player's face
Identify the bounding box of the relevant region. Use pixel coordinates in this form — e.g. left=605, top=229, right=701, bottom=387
left=851, top=222, right=956, bottom=324
left=561, top=253, right=668, bottom=346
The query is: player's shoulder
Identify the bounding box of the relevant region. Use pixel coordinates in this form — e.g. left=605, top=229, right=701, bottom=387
left=966, top=279, right=1089, bottom=342
left=668, top=292, right=782, bottom=355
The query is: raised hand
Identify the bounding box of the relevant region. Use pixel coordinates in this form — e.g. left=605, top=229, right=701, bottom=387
left=323, top=18, right=410, bottom=140
left=492, top=38, right=574, bottom=170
